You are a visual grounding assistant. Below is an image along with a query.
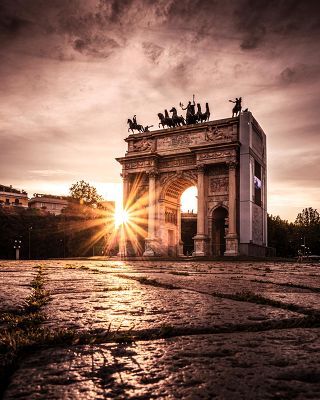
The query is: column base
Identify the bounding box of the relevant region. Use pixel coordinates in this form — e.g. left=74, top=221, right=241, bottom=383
left=192, top=235, right=208, bottom=257
left=224, top=233, right=239, bottom=256
left=117, top=240, right=136, bottom=257
left=143, top=238, right=161, bottom=257
left=177, top=240, right=184, bottom=257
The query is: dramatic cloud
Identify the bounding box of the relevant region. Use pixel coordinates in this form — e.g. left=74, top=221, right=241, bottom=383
left=0, top=0, right=320, bottom=220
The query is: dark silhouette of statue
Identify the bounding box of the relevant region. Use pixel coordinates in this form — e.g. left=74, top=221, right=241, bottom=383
left=196, top=103, right=210, bottom=123
left=127, top=115, right=145, bottom=133
left=229, top=97, right=242, bottom=117
left=170, top=107, right=185, bottom=126
left=157, top=112, right=175, bottom=129
left=144, top=125, right=153, bottom=132
left=180, top=95, right=197, bottom=124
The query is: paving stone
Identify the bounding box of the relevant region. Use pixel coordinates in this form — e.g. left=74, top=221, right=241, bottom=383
left=1, top=260, right=319, bottom=399
left=4, top=328, right=320, bottom=400
left=0, top=262, right=36, bottom=312
left=42, top=266, right=300, bottom=332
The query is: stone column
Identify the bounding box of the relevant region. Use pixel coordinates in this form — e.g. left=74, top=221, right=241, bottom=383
left=177, top=204, right=184, bottom=256
left=122, top=172, right=130, bottom=210
left=225, top=161, right=239, bottom=256
left=143, top=170, right=159, bottom=256
left=193, top=164, right=208, bottom=256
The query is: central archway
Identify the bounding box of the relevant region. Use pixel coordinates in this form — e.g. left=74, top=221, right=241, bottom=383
left=158, top=174, right=197, bottom=256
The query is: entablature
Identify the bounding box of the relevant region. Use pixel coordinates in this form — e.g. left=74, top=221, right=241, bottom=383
left=124, top=118, right=239, bottom=156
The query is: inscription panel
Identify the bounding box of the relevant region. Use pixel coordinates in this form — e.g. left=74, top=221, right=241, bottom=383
left=158, top=156, right=196, bottom=169
left=157, top=133, right=202, bottom=150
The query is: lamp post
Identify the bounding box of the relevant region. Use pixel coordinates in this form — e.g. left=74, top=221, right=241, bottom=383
left=14, top=239, right=21, bottom=260
left=300, top=236, right=306, bottom=257
left=28, top=226, right=33, bottom=260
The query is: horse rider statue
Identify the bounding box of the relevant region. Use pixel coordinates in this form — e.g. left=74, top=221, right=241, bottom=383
left=127, top=115, right=145, bottom=133
left=229, top=97, right=242, bottom=117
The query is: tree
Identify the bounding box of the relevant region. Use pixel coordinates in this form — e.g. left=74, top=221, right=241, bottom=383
left=294, top=207, right=320, bottom=255
left=267, top=214, right=295, bottom=257
left=69, top=180, right=103, bottom=207
left=295, top=207, right=320, bottom=227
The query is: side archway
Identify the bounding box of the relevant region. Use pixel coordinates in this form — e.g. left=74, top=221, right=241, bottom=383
left=211, top=206, right=229, bottom=256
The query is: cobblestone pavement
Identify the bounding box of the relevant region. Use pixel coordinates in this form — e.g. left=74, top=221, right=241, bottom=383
left=0, top=260, right=319, bottom=399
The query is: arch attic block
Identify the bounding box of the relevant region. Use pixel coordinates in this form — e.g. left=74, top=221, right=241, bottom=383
left=116, top=112, right=267, bottom=257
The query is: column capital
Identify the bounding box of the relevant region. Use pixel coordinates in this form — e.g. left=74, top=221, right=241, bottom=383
left=120, top=172, right=129, bottom=180
left=196, top=163, right=205, bottom=173
left=147, top=168, right=158, bottom=178
left=227, top=160, right=238, bottom=170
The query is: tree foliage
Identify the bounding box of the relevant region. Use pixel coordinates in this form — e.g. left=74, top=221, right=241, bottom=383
left=268, top=207, right=320, bottom=257
left=0, top=206, right=118, bottom=259
left=295, top=207, right=320, bottom=227
left=69, top=180, right=103, bottom=207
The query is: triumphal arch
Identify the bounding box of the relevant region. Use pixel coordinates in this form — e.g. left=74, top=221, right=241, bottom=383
left=116, top=111, right=267, bottom=257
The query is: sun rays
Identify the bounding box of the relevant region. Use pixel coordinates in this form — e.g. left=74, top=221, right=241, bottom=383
left=74, top=174, right=198, bottom=257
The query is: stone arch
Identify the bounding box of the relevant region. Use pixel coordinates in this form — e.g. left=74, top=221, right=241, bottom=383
left=160, top=174, right=197, bottom=201
left=158, top=173, right=197, bottom=256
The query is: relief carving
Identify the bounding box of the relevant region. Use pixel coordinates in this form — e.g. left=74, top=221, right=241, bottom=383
left=252, top=205, right=263, bottom=244
left=210, top=177, right=229, bottom=193
left=132, top=139, right=152, bottom=152
left=172, top=134, right=191, bottom=146
left=205, top=126, right=225, bottom=141
left=165, top=207, right=177, bottom=225
left=124, top=159, right=153, bottom=170
left=204, top=125, right=237, bottom=143
left=199, top=151, right=232, bottom=161
left=157, top=133, right=201, bottom=150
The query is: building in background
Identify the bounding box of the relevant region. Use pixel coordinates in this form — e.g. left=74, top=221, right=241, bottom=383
left=29, top=194, right=69, bottom=215
left=0, top=184, right=28, bottom=208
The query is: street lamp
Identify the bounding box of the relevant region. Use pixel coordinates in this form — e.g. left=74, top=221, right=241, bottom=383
left=28, top=226, right=33, bottom=260
left=13, top=239, right=21, bottom=260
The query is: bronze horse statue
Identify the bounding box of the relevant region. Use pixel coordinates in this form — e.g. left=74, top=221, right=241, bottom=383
left=170, top=107, right=185, bottom=126
left=127, top=118, right=144, bottom=133
left=196, top=103, right=210, bottom=123
left=157, top=113, right=175, bottom=129
left=229, top=97, right=242, bottom=117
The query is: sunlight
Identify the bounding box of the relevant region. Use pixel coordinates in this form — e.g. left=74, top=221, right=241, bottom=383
left=114, top=209, right=130, bottom=227
left=181, top=186, right=198, bottom=213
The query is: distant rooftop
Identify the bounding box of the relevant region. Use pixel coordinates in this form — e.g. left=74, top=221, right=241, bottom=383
left=0, top=184, right=27, bottom=195
left=32, top=193, right=70, bottom=200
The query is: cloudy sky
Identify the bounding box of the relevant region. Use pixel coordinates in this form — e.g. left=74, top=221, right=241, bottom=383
left=0, top=0, right=319, bottom=221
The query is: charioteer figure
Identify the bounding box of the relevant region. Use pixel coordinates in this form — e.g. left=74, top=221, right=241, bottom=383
left=180, top=95, right=197, bottom=125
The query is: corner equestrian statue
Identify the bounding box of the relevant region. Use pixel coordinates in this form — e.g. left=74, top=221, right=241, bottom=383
left=127, top=115, right=145, bottom=133
left=229, top=97, right=242, bottom=117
